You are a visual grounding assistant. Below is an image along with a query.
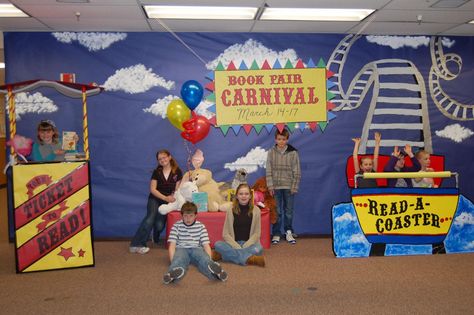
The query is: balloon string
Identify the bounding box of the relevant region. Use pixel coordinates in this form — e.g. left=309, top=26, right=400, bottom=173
left=183, top=139, right=196, bottom=181
left=153, top=18, right=208, bottom=66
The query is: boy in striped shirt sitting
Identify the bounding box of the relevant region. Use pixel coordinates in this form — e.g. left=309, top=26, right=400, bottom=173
left=163, top=201, right=228, bottom=284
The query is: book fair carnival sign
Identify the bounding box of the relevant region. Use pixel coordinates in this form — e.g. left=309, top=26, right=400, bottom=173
left=12, top=161, right=94, bottom=273
left=206, top=58, right=336, bottom=134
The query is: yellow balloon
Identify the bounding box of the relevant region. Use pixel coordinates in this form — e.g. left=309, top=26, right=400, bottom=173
left=166, top=99, right=191, bottom=131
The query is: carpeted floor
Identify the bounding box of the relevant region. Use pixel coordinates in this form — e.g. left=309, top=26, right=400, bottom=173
left=1, top=238, right=473, bottom=315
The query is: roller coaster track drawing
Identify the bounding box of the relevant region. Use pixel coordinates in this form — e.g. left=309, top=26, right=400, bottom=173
left=429, top=37, right=474, bottom=121
left=327, top=34, right=432, bottom=154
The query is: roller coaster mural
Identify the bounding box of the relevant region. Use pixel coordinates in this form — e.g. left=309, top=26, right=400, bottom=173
left=329, top=35, right=474, bottom=257
left=327, top=34, right=432, bottom=154
left=429, top=37, right=474, bottom=121
left=328, top=35, right=473, bottom=154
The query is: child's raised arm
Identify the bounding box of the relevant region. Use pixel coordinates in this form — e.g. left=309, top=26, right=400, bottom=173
left=404, top=144, right=414, bottom=158
left=373, top=132, right=381, bottom=171
left=352, top=137, right=361, bottom=174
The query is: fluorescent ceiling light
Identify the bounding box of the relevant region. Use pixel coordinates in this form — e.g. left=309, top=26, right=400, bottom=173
left=143, top=5, right=258, bottom=20
left=0, top=4, right=28, bottom=17
left=260, top=8, right=375, bottom=21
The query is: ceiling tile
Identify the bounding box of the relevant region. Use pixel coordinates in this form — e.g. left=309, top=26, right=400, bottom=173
left=374, top=9, right=474, bottom=24
left=0, top=18, right=51, bottom=31
left=17, top=4, right=144, bottom=19
left=384, top=0, right=474, bottom=10
left=352, top=21, right=461, bottom=35
left=41, top=18, right=150, bottom=31
left=439, top=23, right=474, bottom=35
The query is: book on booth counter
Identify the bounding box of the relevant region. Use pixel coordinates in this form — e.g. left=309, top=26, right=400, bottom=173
left=192, top=192, right=208, bottom=212
left=62, top=131, right=77, bottom=151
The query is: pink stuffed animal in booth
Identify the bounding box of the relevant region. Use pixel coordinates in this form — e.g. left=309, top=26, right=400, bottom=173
left=7, top=135, right=33, bottom=161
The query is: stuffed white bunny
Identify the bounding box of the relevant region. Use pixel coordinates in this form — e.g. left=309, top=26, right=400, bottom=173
left=158, top=181, right=199, bottom=215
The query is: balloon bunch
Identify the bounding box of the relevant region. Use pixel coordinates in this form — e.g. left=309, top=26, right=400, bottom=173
left=166, top=80, right=211, bottom=144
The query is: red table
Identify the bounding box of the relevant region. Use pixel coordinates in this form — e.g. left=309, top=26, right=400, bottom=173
left=166, top=209, right=271, bottom=249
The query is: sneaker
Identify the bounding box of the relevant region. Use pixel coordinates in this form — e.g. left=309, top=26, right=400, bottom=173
left=271, top=235, right=280, bottom=244
left=211, top=250, right=222, bottom=262
left=208, top=262, right=228, bottom=282
left=285, top=230, right=296, bottom=244
left=163, top=267, right=185, bottom=284
left=129, top=246, right=150, bottom=254
left=246, top=255, right=265, bottom=267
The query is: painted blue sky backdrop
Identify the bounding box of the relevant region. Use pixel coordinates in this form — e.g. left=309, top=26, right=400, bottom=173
left=4, top=32, right=474, bottom=237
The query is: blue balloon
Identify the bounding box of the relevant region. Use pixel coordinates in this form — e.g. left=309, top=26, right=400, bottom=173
left=181, top=80, right=203, bottom=111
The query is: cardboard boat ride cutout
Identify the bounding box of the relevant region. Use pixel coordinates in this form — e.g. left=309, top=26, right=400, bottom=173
left=332, top=154, right=474, bottom=257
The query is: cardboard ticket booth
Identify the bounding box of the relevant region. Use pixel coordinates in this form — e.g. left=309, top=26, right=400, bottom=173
left=1, top=80, right=102, bottom=273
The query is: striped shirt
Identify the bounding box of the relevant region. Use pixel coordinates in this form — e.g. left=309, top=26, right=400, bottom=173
left=168, top=220, right=210, bottom=248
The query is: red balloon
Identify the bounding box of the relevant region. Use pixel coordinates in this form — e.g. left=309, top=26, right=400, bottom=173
left=181, top=113, right=211, bottom=144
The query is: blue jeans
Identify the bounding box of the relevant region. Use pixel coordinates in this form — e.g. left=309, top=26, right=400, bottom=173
left=215, top=240, right=263, bottom=265
left=130, top=196, right=167, bottom=247
left=272, top=189, right=295, bottom=236
left=169, top=247, right=216, bottom=280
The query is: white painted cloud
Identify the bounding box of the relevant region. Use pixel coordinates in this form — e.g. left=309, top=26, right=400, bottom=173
left=52, top=32, right=127, bottom=51
left=334, top=212, right=357, bottom=223
left=9, top=92, right=58, bottom=120
left=464, top=241, right=474, bottom=250
left=206, top=39, right=300, bottom=70
left=366, top=36, right=456, bottom=50
left=103, top=64, right=175, bottom=94
left=143, top=95, right=179, bottom=118
left=194, top=100, right=215, bottom=120
left=224, top=146, right=268, bottom=173
left=348, top=233, right=367, bottom=244
left=453, top=212, right=474, bottom=228
left=366, top=35, right=430, bottom=49
left=441, top=37, right=455, bottom=48
left=435, top=124, right=474, bottom=143
left=143, top=96, right=215, bottom=121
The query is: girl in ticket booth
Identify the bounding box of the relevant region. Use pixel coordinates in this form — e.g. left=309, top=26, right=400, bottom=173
left=213, top=183, right=265, bottom=267
left=31, top=120, right=64, bottom=162
left=31, top=120, right=79, bottom=162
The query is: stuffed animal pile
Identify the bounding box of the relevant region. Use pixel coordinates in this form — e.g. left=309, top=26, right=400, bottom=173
left=183, top=168, right=231, bottom=212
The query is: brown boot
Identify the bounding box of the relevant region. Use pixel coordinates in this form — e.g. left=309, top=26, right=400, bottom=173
left=211, top=250, right=222, bottom=261
left=246, top=255, right=265, bottom=267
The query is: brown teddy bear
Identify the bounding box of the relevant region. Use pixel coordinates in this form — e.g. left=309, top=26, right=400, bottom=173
left=252, top=176, right=278, bottom=224
left=183, top=168, right=230, bottom=212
